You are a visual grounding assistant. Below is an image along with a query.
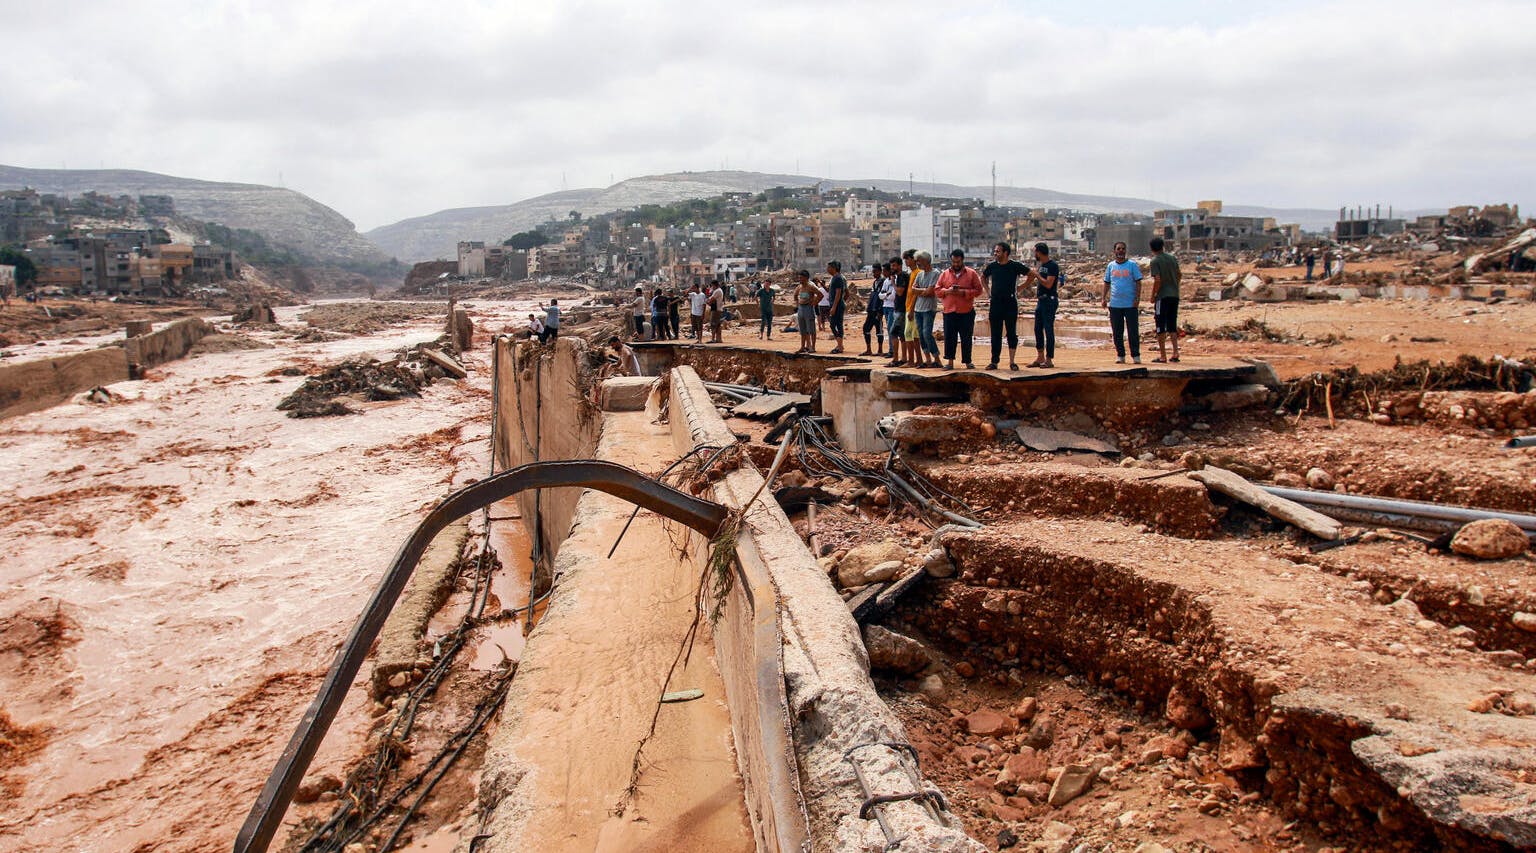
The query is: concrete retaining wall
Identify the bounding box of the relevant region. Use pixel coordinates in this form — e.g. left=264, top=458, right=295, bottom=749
left=0, top=346, right=130, bottom=420
left=124, top=317, right=213, bottom=368
left=491, top=335, right=602, bottom=582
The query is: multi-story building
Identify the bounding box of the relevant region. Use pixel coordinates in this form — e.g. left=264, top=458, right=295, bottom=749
left=1153, top=201, right=1282, bottom=252
left=529, top=244, right=583, bottom=277
left=457, top=241, right=487, bottom=277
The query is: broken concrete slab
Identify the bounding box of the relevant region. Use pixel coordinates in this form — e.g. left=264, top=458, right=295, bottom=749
left=731, top=391, right=811, bottom=419
left=420, top=347, right=468, bottom=378
left=1189, top=465, right=1342, bottom=540
left=1015, top=426, right=1120, bottom=455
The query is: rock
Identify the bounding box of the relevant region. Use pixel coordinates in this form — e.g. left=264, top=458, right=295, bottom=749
left=1140, top=746, right=1164, bottom=765
left=918, top=673, right=946, bottom=701
left=387, top=671, right=410, bottom=689
left=1012, top=696, right=1039, bottom=722
left=1514, top=612, right=1536, bottom=633
left=1450, top=519, right=1529, bottom=560
left=1218, top=726, right=1266, bottom=770
left=1160, top=431, right=1185, bottom=447
left=835, top=540, right=907, bottom=588
left=1272, top=471, right=1304, bottom=488
left=1004, top=748, right=1049, bottom=784
left=1048, top=764, right=1096, bottom=806
left=997, top=827, right=1020, bottom=849
left=779, top=470, right=809, bottom=488
left=870, top=485, right=890, bottom=507
left=293, top=773, right=342, bottom=803
left=1024, top=714, right=1056, bottom=749
left=1147, top=734, right=1190, bottom=760
left=1180, top=450, right=1205, bottom=470
left=965, top=709, right=1011, bottom=736
left=863, top=625, right=931, bottom=675
left=1306, top=467, right=1335, bottom=490
left=922, top=548, right=955, bottom=578
left=1036, top=820, right=1076, bottom=853
left=863, top=560, right=903, bottom=584
left=1507, top=693, right=1536, bottom=716
left=954, top=661, right=976, bottom=678
left=1165, top=683, right=1211, bottom=730
left=1134, top=844, right=1173, bottom=853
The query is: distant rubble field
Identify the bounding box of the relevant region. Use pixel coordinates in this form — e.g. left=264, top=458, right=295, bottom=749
left=298, top=302, right=447, bottom=336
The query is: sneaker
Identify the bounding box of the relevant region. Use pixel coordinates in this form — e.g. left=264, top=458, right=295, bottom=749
left=1114, top=357, right=1125, bottom=364
left=964, top=363, right=976, bottom=370
left=1132, top=358, right=1142, bottom=364
left=985, top=362, right=999, bottom=370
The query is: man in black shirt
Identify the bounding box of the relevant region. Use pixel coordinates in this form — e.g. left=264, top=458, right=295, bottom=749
left=1024, top=242, right=1060, bottom=368
left=981, top=242, right=1030, bottom=370
left=825, top=261, right=847, bottom=353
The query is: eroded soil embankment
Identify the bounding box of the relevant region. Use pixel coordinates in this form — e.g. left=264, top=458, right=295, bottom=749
left=894, top=520, right=1536, bottom=850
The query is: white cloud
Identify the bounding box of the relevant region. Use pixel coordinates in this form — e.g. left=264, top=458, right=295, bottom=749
left=1, top=0, right=1530, bottom=230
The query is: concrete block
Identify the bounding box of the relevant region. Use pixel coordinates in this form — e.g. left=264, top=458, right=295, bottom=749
left=598, top=376, right=656, bottom=411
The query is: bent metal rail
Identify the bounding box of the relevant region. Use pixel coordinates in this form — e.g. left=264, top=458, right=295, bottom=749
left=234, top=460, right=729, bottom=853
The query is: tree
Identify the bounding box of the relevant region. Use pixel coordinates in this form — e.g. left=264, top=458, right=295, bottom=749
left=0, top=246, right=37, bottom=286
left=502, top=231, right=549, bottom=250
left=568, top=210, right=581, bottom=222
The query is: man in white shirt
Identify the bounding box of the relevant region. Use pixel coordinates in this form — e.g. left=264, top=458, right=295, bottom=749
left=630, top=287, right=646, bottom=339
left=688, top=284, right=707, bottom=340
left=707, top=280, right=726, bottom=343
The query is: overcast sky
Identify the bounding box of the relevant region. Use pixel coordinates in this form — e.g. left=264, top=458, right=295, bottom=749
left=2, top=0, right=1531, bottom=231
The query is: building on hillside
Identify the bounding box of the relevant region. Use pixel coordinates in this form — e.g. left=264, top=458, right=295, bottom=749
left=138, top=195, right=176, bottom=217
left=457, top=241, right=487, bottom=277
left=192, top=244, right=239, bottom=283
left=529, top=244, right=583, bottom=277
left=844, top=197, right=879, bottom=229
left=713, top=257, right=758, bottom=281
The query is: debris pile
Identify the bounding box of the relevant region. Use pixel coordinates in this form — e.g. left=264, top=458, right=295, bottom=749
left=276, top=343, right=465, bottom=418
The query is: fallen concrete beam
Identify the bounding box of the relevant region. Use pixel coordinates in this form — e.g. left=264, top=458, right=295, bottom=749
left=668, top=366, right=983, bottom=852
left=370, top=519, right=467, bottom=699
left=420, top=347, right=467, bottom=379
left=1190, top=465, right=1342, bottom=540
left=732, top=392, right=811, bottom=420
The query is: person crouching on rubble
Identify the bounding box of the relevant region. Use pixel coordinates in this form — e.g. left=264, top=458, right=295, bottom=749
left=605, top=335, right=641, bottom=376
left=793, top=269, right=825, bottom=354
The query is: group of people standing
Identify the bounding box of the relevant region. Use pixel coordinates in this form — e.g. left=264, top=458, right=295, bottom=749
left=631, top=282, right=726, bottom=344
left=856, top=242, right=1063, bottom=370
left=622, top=236, right=1185, bottom=367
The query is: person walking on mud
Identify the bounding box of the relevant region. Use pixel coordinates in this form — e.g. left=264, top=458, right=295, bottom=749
left=707, top=279, right=726, bottom=343
left=1102, top=241, right=1143, bottom=364
left=688, top=284, right=706, bottom=340
left=1148, top=237, right=1182, bottom=363
left=981, top=242, right=1029, bottom=370
left=1023, top=242, right=1059, bottom=368
left=792, top=269, right=825, bottom=353
left=630, top=286, right=647, bottom=339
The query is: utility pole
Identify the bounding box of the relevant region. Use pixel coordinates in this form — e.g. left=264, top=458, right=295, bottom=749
left=991, top=161, right=996, bottom=207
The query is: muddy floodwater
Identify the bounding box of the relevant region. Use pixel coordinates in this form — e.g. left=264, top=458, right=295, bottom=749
left=0, top=300, right=535, bottom=851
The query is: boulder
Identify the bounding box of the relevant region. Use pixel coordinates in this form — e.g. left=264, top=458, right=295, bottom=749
left=1305, top=467, right=1335, bottom=490
left=862, top=625, right=931, bottom=675
left=835, top=540, right=907, bottom=588
left=1450, top=519, right=1529, bottom=560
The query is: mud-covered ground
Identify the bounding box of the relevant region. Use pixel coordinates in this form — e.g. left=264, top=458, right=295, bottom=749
left=0, top=299, right=543, bottom=851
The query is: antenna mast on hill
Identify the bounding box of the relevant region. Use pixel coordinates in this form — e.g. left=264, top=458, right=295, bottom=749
left=991, top=161, right=996, bottom=207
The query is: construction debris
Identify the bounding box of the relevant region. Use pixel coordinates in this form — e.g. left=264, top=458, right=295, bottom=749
left=1188, top=465, right=1343, bottom=540
left=1014, top=426, right=1120, bottom=455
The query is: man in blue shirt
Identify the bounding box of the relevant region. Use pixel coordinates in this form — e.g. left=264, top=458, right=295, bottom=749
left=1101, top=241, right=1143, bottom=364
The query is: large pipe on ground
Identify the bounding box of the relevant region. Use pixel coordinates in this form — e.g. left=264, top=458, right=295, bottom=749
left=234, top=460, right=728, bottom=853
left=1262, top=485, right=1536, bottom=536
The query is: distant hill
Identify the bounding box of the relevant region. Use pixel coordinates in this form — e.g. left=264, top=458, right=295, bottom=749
left=364, top=170, right=1348, bottom=262
left=0, top=164, right=390, bottom=267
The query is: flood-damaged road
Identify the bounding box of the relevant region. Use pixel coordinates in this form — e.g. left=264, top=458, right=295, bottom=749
left=0, top=301, right=528, bottom=852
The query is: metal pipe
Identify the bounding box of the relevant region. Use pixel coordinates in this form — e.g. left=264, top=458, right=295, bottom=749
left=1506, top=435, right=1536, bottom=449
left=1262, top=486, right=1536, bottom=535
left=234, top=460, right=728, bottom=853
